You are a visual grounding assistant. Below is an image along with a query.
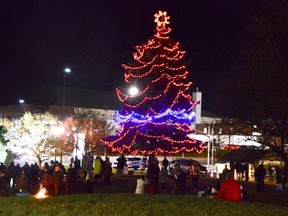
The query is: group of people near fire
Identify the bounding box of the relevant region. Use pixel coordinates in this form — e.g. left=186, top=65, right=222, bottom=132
left=0, top=154, right=287, bottom=202
left=0, top=153, right=113, bottom=197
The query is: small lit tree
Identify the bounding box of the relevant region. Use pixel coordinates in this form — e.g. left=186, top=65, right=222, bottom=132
left=5, top=112, right=65, bottom=166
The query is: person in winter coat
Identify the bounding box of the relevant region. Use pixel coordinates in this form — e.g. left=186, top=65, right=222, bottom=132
left=254, top=162, right=267, bottom=192
left=94, top=156, right=102, bottom=182
left=135, top=176, right=148, bottom=194
left=51, top=164, right=64, bottom=196
left=189, top=163, right=200, bottom=192
left=172, top=163, right=186, bottom=194
left=282, top=166, right=287, bottom=191
left=0, top=169, right=9, bottom=197
left=41, top=166, right=52, bottom=195
left=87, top=152, right=94, bottom=172
left=102, top=157, right=112, bottom=185
left=217, top=178, right=242, bottom=202
left=65, top=165, right=77, bottom=194
left=116, top=155, right=126, bottom=177
left=159, top=165, right=168, bottom=193
left=6, top=162, right=19, bottom=189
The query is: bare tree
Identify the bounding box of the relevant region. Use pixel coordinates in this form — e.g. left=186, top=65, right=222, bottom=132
left=212, top=0, right=288, bottom=167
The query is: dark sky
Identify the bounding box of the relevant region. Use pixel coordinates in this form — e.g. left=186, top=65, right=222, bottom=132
left=0, top=0, right=264, bottom=110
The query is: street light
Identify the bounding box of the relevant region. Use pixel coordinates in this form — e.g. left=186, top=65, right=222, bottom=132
left=62, top=68, right=71, bottom=118
left=128, top=86, right=139, bottom=96
left=19, top=99, right=25, bottom=104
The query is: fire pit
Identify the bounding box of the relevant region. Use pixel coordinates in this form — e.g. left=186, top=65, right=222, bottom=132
left=35, top=188, right=48, bottom=199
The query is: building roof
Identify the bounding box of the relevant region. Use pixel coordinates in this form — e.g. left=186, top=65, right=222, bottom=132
left=29, top=85, right=122, bottom=110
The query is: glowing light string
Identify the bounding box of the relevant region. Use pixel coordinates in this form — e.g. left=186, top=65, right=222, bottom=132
left=101, top=10, right=205, bottom=155
left=116, top=81, right=193, bottom=106
left=114, top=108, right=196, bottom=123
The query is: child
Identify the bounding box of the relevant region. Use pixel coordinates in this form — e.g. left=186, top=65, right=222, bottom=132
left=135, top=176, right=148, bottom=194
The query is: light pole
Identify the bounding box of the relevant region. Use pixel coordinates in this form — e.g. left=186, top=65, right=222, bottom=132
left=62, top=68, right=71, bottom=118
left=19, top=99, right=26, bottom=113
left=72, top=126, right=78, bottom=158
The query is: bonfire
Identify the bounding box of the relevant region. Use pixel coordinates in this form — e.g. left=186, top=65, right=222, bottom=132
left=35, top=188, right=48, bottom=199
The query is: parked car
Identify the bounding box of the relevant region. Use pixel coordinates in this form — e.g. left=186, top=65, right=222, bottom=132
left=112, top=156, right=142, bottom=170
left=126, top=157, right=142, bottom=170
left=168, top=158, right=207, bottom=176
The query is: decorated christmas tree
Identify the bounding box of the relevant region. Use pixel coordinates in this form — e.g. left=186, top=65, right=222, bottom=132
left=102, top=11, right=205, bottom=155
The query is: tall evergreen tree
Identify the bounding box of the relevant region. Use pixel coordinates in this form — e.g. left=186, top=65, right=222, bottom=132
left=102, top=11, right=205, bottom=155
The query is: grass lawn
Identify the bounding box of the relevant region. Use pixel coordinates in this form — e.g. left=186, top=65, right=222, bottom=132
left=1, top=174, right=287, bottom=216
left=0, top=193, right=287, bottom=216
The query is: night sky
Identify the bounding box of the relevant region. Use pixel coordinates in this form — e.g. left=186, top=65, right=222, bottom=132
left=0, top=0, right=265, bottom=111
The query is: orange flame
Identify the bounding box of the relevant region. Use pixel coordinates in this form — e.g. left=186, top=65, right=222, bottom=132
left=35, top=188, right=48, bottom=199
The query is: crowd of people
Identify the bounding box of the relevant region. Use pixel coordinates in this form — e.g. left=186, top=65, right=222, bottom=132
left=0, top=153, right=114, bottom=197
left=0, top=155, right=287, bottom=202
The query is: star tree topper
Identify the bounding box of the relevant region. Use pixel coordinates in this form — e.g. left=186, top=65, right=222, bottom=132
left=154, top=11, right=170, bottom=28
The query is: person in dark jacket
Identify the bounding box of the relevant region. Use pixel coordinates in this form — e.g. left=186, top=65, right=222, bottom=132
left=0, top=169, right=9, bottom=197
left=102, top=157, right=112, bottom=185
left=254, top=162, right=267, bottom=192
left=162, top=156, right=169, bottom=168
left=282, top=166, right=288, bottom=191
left=65, top=165, right=77, bottom=194
left=51, top=164, right=64, bottom=196
left=6, top=162, right=19, bottom=189
left=83, top=171, right=93, bottom=194
left=41, top=166, right=52, bottom=195
left=116, top=155, right=126, bottom=177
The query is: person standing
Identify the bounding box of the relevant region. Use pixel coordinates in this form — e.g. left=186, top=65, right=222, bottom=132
left=162, top=156, right=169, bottom=169
left=254, top=162, right=267, bottom=192
left=172, top=162, right=186, bottom=194
left=282, top=165, right=287, bottom=191
left=51, top=164, right=64, bottom=196
left=189, top=163, right=200, bottom=192
left=149, top=161, right=160, bottom=184
left=0, top=169, right=9, bottom=197
left=6, top=162, right=18, bottom=189
left=147, top=161, right=160, bottom=194
left=244, top=162, right=249, bottom=181
left=275, top=165, right=283, bottom=185
left=74, top=156, right=81, bottom=170
left=94, top=156, right=102, bottom=183
left=102, top=157, right=112, bottom=185
left=87, top=152, right=94, bottom=172
left=159, top=165, right=168, bottom=193
left=41, top=166, right=52, bottom=195
left=65, top=164, right=77, bottom=194
left=116, top=155, right=126, bottom=177
left=83, top=171, right=93, bottom=194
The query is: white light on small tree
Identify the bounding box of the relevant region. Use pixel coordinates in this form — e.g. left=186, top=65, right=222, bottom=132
left=51, top=126, right=65, bottom=136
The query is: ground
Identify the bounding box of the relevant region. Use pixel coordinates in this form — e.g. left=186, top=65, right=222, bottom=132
left=79, top=172, right=288, bottom=207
